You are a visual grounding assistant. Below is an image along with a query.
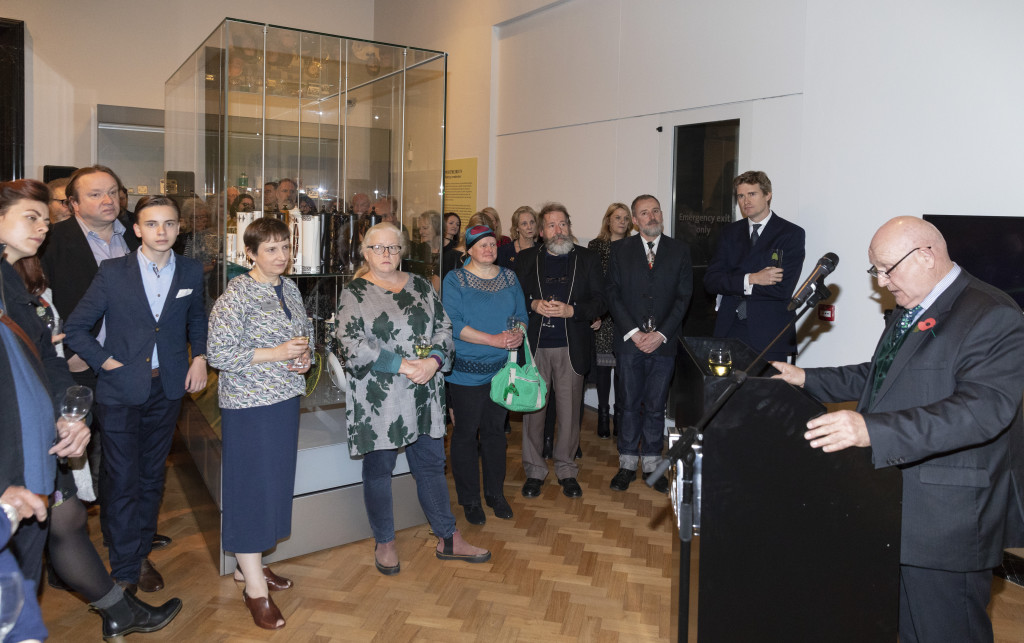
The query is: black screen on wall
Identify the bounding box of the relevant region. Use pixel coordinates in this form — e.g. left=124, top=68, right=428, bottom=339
left=923, top=214, right=1024, bottom=308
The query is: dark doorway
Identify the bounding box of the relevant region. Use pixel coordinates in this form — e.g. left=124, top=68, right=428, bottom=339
left=672, top=119, right=739, bottom=338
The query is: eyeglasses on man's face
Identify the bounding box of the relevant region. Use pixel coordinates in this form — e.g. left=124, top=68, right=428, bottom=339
left=51, top=198, right=68, bottom=207
left=867, top=246, right=930, bottom=279
left=368, top=244, right=402, bottom=256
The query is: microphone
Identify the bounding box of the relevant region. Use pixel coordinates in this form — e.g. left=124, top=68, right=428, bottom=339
left=787, top=252, right=839, bottom=312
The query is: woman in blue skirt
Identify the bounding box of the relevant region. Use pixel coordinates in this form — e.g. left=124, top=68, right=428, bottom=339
left=208, top=217, right=311, bottom=631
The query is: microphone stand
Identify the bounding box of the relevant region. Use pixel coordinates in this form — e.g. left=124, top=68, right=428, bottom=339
left=649, top=275, right=831, bottom=643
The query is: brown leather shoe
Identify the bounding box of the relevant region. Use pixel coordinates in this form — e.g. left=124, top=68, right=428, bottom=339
left=243, top=591, right=285, bottom=630
left=235, top=566, right=294, bottom=591
left=138, top=558, right=164, bottom=593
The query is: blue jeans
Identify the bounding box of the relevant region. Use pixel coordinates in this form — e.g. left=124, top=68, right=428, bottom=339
left=362, top=436, right=456, bottom=544
left=616, top=350, right=675, bottom=460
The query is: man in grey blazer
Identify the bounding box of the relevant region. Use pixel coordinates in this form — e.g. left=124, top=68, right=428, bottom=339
left=773, top=216, right=1024, bottom=642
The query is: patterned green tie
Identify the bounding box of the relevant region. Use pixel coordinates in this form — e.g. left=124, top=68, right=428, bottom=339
left=869, top=305, right=923, bottom=406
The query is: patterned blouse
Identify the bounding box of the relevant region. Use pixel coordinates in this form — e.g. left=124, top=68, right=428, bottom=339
left=587, top=238, right=617, bottom=363
left=336, top=273, right=453, bottom=456
left=207, top=273, right=309, bottom=410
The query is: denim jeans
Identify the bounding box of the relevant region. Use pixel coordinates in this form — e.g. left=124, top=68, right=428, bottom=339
left=616, top=350, right=675, bottom=460
left=362, top=436, right=456, bottom=544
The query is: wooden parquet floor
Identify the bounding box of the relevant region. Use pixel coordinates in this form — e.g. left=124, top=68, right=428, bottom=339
left=38, top=410, right=1024, bottom=641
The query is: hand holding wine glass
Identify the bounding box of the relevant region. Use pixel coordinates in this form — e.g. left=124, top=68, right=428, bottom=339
left=53, top=386, right=93, bottom=461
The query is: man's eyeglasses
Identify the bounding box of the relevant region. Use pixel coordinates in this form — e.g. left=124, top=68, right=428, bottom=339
left=867, top=246, right=929, bottom=279
left=51, top=198, right=68, bottom=207
left=368, top=244, right=402, bottom=256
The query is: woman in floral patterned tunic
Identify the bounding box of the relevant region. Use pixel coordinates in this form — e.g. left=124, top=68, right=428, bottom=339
left=336, top=223, right=490, bottom=576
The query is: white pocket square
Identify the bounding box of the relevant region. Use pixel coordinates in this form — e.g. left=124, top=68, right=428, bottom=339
left=176, top=289, right=193, bottom=298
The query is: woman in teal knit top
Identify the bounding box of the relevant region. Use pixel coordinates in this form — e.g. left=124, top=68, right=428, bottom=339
left=442, top=225, right=527, bottom=526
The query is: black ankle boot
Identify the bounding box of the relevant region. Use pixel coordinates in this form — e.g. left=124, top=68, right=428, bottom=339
left=94, top=591, right=183, bottom=640
left=597, top=406, right=610, bottom=439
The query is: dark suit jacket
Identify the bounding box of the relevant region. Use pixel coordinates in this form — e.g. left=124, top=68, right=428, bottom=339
left=607, top=234, right=693, bottom=357
left=516, top=243, right=606, bottom=375
left=39, top=216, right=140, bottom=352
left=704, top=212, right=805, bottom=354
left=64, top=251, right=207, bottom=406
left=804, top=271, right=1024, bottom=571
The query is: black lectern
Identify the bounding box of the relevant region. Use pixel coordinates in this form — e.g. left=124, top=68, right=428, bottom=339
left=673, top=337, right=901, bottom=642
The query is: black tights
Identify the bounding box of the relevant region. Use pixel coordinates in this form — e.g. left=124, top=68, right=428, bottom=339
left=595, top=365, right=622, bottom=411
left=48, top=497, right=115, bottom=602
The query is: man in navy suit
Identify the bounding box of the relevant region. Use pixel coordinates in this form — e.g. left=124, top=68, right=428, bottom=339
left=41, top=166, right=142, bottom=498
left=66, top=195, right=208, bottom=594
left=607, top=195, right=693, bottom=493
left=704, top=171, right=805, bottom=361
left=774, top=217, right=1024, bottom=642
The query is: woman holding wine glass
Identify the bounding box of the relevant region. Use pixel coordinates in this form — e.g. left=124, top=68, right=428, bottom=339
left=0, top=179, right=181, bottom=639
left=336, top=223, right=490, bottom=575
left=442, top=225, right=527, bottom=524
left=207, top=217, right=310, bottom=630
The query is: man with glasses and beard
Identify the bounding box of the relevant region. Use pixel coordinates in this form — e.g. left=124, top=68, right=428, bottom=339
left=515, top=203, right=605, bottom=499
left=607, top=194, right=692, bottom=493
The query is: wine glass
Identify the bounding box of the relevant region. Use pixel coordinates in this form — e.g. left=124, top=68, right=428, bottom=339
left=291, top=319, right=310, bottom=369
left=542, top=295, right=559, bottom=329
left=639, top=315, right=657, bottom=334
left=0, top=570, right=25, bottom=639
left=708, top=347, right=732, bottom=377
left=414, top=335, right=432, bottom=358
left=61, top=386, right=93, bottom=423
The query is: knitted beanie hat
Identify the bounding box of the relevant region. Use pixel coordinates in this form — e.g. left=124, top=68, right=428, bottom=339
left=464, top=224, right=495, bottom=251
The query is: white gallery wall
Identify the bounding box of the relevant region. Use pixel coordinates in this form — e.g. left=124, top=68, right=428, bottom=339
left=3, top=0, right=374, bottom=180
left=376, top=0, right=1024, bottom=368
left=6, top=0, right=1023, bottom=368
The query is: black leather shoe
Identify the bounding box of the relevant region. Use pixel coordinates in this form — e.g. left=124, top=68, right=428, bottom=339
left=521, top=478, right=543, bottom=498
left=93, top=590, right=182, bottom=639
left=558, top=478, right=583, bottom=498
left=542, top=436, right=553, bottom=460
left=485, top=495, right=514, bottom=519
left=151, top=533, right=172, bottom=550
left=463, top=504, right=486, bottom=525
left=609, top=468, right=636, bottom=491
left=652, top=475, right=670, bottom=494
left=138, top=558, right=164, bottom=593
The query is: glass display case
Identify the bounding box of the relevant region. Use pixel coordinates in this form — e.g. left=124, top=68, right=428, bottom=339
left=165, top=18, right=446, bottom=572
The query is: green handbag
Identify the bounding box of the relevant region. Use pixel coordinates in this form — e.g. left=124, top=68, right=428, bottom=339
left=489, top=342, right=548, bottom=412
